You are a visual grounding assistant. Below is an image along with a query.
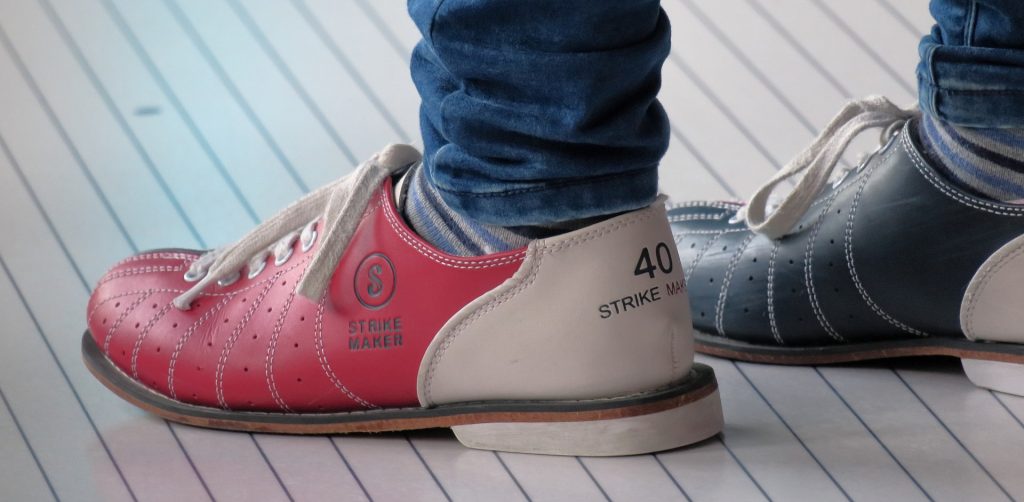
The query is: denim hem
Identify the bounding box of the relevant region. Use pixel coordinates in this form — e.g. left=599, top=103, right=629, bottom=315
left=918, top=40, right=1024, bottom=127
left=434, top=167, right=659, bottom=226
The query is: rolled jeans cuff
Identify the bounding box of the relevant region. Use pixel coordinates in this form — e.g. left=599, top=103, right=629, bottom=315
left=918, top=37, right=1024, bottom=127
left=433, top=167, right=659, bottom=227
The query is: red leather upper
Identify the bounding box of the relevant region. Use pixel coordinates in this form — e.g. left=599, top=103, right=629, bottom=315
left=87, top=179, right=525, bottom=412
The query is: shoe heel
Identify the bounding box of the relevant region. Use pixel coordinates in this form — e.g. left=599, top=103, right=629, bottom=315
left=451, top=389, right=723, bottom=456
left=962, top=359, right=1024, bottom=396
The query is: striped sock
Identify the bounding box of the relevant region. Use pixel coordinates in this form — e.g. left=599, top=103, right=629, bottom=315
left=401, top=165, right=541, bottom=256
left=917, top=113, right=1024, bottom=203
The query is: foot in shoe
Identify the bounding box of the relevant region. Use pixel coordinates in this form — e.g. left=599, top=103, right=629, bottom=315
left=918, top=112, right=1024, bottom=204
left=401, top=162, right=590, bottom=256
left=669, top=96, right=1024, bottom=397
left=82, top=144, right=723, bottom=456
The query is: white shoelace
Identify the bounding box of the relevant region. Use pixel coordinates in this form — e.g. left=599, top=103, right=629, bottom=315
left=736, top=95, right=919, bottom=239
left=173, top=144, right=422, bottom=310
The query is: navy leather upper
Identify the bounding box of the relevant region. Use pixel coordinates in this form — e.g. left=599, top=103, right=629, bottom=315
left=670, top=122, right=1024, bottom=347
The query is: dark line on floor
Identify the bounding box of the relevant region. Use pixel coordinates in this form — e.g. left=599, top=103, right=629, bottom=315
left=165, top=422, right=216, bottom=502
left=734, top=362, right=853, bottom=501
left=353, top=0, right=411, bottom=63
left=328, top=439, right=374, bottom=502
left=991, top=392, right=1024, bottom=430
left=6, top=108, right=223, bottom=502
left=667, top=51, right=782, bottom=170
left=575, top=457, right=612, bottom=502
left=717, top=436, right=772, bottom=501
left=0, top=255, right=138, bottom=502
left=3, top=128, right=216, bottom=502
left=405, top=435, right=452, bottom=502
left=0, top=23, right=138, bottom=252
left=808, top=0, right=916, bottom=96
left=289, top=0, right=412, bottom=142
left=37, top=0, right=207, bottom=249
left=249, top=434, right=295, bottom=502
left=99, top=0, right=262, bottom=224
left=0, top=383, right=60, bottom=502
left=891, top=369, right=1013, bottom=501
left=652, top=454, right=692, bottom=502
left=669, top=125, right=740, bottom=198
left=741, top=0, right=852, bottom=98
left=161, top=0, right=310, bottom=194
left=679, top=0, right=817, bottom=134
left=873, top=0, right=926, bottom=39
left=224, top=0, right=358, bottom=165
left=813, top=367, right=933, bottom=501
left=0, top=133, right=91, bottom=289
left=493, top=452, right=532, bottom=502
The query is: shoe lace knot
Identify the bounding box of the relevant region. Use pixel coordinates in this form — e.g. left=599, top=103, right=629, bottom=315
left=173, top=144, right=422, bottom=310
left=736, top=95, right=919, bottom=239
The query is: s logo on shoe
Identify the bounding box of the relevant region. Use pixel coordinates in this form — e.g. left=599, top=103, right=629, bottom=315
left=354, top=253, right=397, bottom=310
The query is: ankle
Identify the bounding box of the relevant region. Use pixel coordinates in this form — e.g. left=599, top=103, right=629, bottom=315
left=402, top=166, right=536, bottom=256
left=917, top=114, right=1024, bottom=203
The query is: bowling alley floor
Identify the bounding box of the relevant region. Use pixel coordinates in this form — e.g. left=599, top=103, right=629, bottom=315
left=1, top=1, right=1021, bottom=501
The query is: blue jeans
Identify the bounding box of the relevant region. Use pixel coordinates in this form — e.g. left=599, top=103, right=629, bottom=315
left=411, top=1, right=1024, bottom=226
left=409, top=0, right=670, bottom=226
left=920, top=0, right=1024, bottom=127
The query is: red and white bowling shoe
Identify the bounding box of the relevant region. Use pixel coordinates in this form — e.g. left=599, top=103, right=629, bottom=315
left=82, top=145, right=722, bottom=456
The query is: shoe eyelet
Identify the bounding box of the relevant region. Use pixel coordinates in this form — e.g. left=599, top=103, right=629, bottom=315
left=247, top=259, right=267, bottom=280
left=300, top=228, right=317, bottom=253
left=217, top=272, right=240, bottom=287
left=183, top=268, right=205, bottom=282
left=274, top=247, right=294, bottom=267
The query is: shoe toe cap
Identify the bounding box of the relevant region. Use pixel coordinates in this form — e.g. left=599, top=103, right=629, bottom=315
left=86, top=249, right=203, bottom=391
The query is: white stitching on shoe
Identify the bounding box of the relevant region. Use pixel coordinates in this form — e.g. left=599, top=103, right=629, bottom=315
left=380, top=196, right=527, bottom=268
left=89, top=256, right=313, bottom=324
left=421, top=207, right=658, bottom=404
left=668, top=200, right=744, bottom=210
left=767, top=241, right=784, bottom=345
left=962, top=240, right=1024, bottom=341
left=902, top=130, right=1024, bottom=216
left=422, top=247, right=544, bottom=405
left=675, top=228, right=748, bottom=236
left=113, top=252, right=198, bottom=268
left=667, top=213, right=727, bottom=223
left=539, top=210, right=655, bottom=254
left=98, top=265, right=187, bottom=286
left=845, top=144, right=929, bottom=337
left=313, top=296, right=376, bottom=409
left=103, top=292, right=152, bottom=355
left=715, top=234, right=756, bottom=337
left=684, top=233, right=722, bottom=281
left=215, top=273, right=281, bottom=409
left=130, top=301, right=173, bottom=379
left=265, top=265, right=308, bottom=413
left=804, top=190, right=845, bottom=342
left=167, top=296, right=231, bottom=400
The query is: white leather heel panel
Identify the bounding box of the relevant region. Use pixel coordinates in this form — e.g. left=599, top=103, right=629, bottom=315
left=962, top=234, right=1024, bottom=344
left=418, top=198, right=695, bottom=407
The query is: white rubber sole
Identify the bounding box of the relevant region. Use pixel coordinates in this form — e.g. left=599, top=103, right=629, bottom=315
left=962, top=359, right=1024, bottom=396
left=452, top=389, right=723, bottom=456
